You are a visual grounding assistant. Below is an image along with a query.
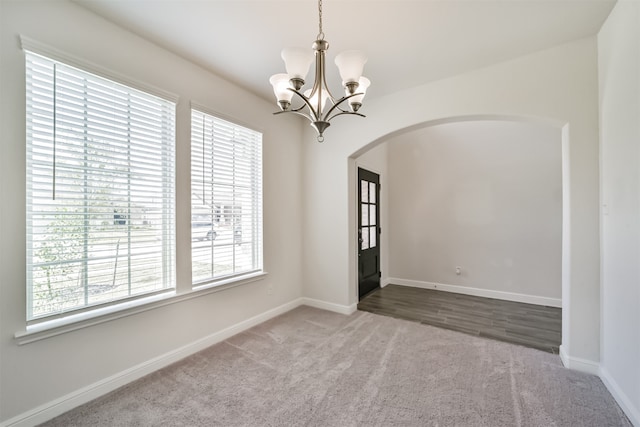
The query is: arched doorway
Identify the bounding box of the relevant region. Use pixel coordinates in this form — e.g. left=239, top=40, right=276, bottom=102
left=347, top=115, right=571, bottom=358
left=352, top=117, right=565, bottom=351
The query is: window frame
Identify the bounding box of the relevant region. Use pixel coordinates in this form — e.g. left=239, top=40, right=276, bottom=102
left=23, top=38, right=179, bottom=325
left=15, top=38, right=268, bottom=344
left=189, top=105, right=264, bottom=289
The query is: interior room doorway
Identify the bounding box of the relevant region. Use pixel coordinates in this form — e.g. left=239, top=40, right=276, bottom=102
left=358, top=167, right=381, bottom=299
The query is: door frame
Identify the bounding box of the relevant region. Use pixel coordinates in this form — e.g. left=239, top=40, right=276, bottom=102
left=355, top=163, right=383, bottom=300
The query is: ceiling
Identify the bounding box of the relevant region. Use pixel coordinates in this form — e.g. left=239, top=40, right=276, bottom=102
left=74, top=0, right=616, bottom=104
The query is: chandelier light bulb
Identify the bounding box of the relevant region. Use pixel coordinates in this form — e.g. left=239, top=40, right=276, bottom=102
left=269, top=73, right=294, bottom=110
left=347, top=76, right=370, bottom=112
left=281, top=47, right=313, bottom=89
left=335, top=50, right=368, bottom=93
left=304, top=88, right=329, bottom=113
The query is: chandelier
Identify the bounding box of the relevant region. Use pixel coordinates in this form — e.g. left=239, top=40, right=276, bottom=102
left=269, top=0, right=370, bottom=142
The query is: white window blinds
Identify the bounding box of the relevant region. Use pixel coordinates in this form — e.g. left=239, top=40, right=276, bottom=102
left=26, top=51, right=176, bottom=321
left=191, top=109, right=263, bottom=284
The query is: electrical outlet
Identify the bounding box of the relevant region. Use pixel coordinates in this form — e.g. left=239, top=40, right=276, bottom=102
left=267, top=285, right=273, bottom=295
left=455, top=266, right=462, bottom=275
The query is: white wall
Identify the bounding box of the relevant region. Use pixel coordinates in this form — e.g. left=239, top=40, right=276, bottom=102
left=598, top=0, right=640, bottom=424
left=0, top=0, right=303, bottom=423
left=386, top=121, right=562, bottom=305
left=2, top=0, right=627, bottom=423
left=354, top=143, right=389, bottom=287
left=303, top=36, right=600, bottom=368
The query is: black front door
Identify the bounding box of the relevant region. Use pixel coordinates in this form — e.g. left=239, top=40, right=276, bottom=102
left=358, top=168, right=381, bottom=299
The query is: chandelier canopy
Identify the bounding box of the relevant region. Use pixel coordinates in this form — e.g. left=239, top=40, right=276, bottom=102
left=269, top=0, right=370, bottom=142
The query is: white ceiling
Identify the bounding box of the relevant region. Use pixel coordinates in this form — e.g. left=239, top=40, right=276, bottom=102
left=74, top=0, right=615, bottom=104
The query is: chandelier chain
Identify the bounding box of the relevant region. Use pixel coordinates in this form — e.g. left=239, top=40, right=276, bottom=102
left=317, top=0, right=324, bottom=40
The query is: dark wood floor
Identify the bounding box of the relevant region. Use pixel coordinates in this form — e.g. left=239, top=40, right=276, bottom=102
left=358, top=285, right=561, bottom=353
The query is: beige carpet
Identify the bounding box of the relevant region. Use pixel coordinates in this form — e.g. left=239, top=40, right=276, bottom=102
left=42, top=306, right=630, bottom=426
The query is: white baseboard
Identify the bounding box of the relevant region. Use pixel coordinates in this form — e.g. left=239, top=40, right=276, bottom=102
left=599, top=366, right=640, bottom=426
left=301, top=297, right=357, bottom=315
left=4, top=293, right=636, bottom=427
left=389, top=278, right=562, bottom=308
left=2, top=296, right=361, bottom=427
left=560, top=348, right=637, bottom=425
left=559, top=344, right=570, bottom=368
left=1, top=298, right=304, bottom=427
left=559, top=345, right=600, bottom=375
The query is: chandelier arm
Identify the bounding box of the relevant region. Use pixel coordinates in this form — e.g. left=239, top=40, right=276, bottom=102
left=289, top=104, right=311, bottom=113
left=273, top=109, right=315, bottom=123
left=307, top=41, right=338, bottom=103
left=285, top=98, right=314, bottom=114
left=320, top=91, right=364, bottom=121
left=327, top=102, right=354, bottom=114
left=288, top=88, right=320, bottom=121
left=326, top=110, right=366, bottom=122
left=318, top=47, right=337, bottom=101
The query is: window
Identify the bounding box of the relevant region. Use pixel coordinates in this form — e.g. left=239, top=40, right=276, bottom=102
left=191, top=109, right=262, bottom=285
left=26, top=51, right=176, bottom=321
left=360, top=179, right=378, bottom=250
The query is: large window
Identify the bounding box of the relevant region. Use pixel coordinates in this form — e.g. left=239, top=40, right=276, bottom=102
left=26, top=51, right=176, bottom=321
left=191, top=109, right=262, bottom=285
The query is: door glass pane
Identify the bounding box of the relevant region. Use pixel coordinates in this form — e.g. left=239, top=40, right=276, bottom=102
left=369, top=182, right=376, bottom=204
left=361, top=181, right=368, bottom=203
left=369, top=205, right=376, bottom=226
left=361, top=204, right=369, bottom=226
left=370, top=226, right=376, bottom=248
left=361, top=227, right=369, bottom=250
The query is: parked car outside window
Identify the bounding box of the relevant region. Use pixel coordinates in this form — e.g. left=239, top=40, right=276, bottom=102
left=192, top=215, right=217, bottom=241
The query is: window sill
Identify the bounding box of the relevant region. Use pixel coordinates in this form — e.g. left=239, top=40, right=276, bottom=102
left=14, top=271, right=267, bottom=345
left=192, top=270, right=266, bottom=291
